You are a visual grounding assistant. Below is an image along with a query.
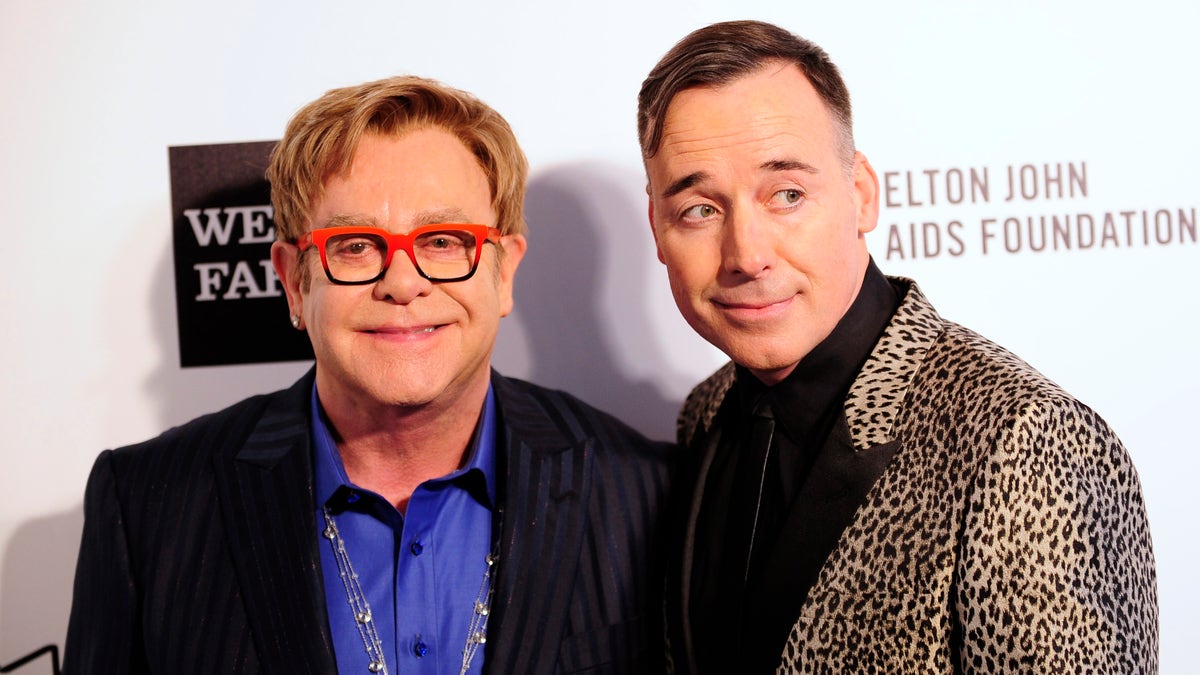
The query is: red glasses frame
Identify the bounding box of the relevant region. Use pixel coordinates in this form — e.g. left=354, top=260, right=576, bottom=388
left=297, top=224, right=502, bottom=284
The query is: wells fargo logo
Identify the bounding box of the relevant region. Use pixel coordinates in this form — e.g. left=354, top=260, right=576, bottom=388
left=184, top=205, right=281, bottom=301
left=169, top=141, right=312, bottom=367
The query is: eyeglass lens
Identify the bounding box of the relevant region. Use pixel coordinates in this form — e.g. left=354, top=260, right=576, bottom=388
left=324, top=229, right=481, bottom=282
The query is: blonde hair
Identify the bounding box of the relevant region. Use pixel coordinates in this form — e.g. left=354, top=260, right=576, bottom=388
left=268, top=75, right=528, bottom=243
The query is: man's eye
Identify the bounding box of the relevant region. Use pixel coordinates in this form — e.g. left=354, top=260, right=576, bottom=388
left=416, top=231, right=471, bottom=252
left=682, top=204, right=718, bottom=219
left=772, top=189, right=803, bottom=206
left=329, top=237, right=378, bottom=256
left=430, top=235, right=468, bottom=249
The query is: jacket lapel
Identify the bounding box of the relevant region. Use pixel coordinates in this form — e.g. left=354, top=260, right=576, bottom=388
left=211, top=370, right=337, bottom=673
left=842, top=278, right=944, bottom=452
left=756, top=279, right=943, bottom=614
left=486, top=373, right=594, bottom=672
left=671, top=280, right=947, bottom=670
left=672, top=418, right=725, bottom=675
left=761, top=280, right=945, bottom=667
left=743, top=417, right=900, bottom=652
left=668, top=363, right=736, bottom=674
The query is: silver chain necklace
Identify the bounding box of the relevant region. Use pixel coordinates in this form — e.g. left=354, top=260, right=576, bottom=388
left=322, top=506, right=497, bottom=675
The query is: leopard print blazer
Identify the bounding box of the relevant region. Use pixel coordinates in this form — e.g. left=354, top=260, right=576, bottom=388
left=675, top=278, right=1158, bottom=674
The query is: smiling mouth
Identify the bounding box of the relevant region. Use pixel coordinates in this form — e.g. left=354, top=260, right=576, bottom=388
left=713, top=297, right=791, bottom=310
left=365, top=325, right=442, bottom=335
left=711, top=295, right=794, bottom=321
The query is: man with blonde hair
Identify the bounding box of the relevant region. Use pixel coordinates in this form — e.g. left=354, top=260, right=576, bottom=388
left=65, top=75, right=674, bottom=674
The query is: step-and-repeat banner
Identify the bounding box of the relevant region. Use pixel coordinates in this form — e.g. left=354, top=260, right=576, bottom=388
left=2, top=1, right=1195, bottom=670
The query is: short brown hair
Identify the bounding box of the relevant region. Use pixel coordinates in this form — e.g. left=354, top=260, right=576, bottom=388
left=637, top=20, right=854, bottom=162
left=268, top=75, right=528, bottom=243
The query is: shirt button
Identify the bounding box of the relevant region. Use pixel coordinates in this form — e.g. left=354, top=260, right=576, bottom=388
left=410, top=540, right=425, bottom=556
left=413, top=638, right=428, bottom=658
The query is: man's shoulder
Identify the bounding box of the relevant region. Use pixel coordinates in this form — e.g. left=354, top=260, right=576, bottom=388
left=677, top=362, right=736, bottom=448
left=889, top=291, right=1119, bottom=452
left=105, top=375, right=309, bottom=470
left=881, top=276, right=1068, bottom=403
left=921, top=318, right=1073, bottom=405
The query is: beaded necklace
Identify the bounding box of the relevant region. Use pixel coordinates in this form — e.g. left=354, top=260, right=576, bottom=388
left=321, top=506, right=497, bottom=674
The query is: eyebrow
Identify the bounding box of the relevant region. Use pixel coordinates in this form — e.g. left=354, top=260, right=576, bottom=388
left=321, top=208, right=475, bottom=229
left=761, top=159, right=820, bottom=174
left=661, top=159, right=820, bottom=199
left=414, top=208, right=473, bottom=225
left=325, top=213, right=376, bottom=228
left=662, top=172, right=708, bottom=199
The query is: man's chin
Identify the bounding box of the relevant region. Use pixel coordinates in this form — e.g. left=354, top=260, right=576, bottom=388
left=741, top=361, right=799, bottom=386
left=712, top=341, right=802, bottom=385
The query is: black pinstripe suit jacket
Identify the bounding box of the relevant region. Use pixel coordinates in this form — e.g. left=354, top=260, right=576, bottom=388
left=65, top=369, right=676, bottom=674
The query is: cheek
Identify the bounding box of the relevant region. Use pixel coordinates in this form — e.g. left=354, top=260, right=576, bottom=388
left=663, top=258, right=704, bottom=306
left=301, top=286, right=349, bottom=331
left=665, top=270, right=691, bottom=306
left=299, top=294, right=326, bottom=346
left=661, top=238, right=716, bottom=289
left=448, top=280, right=501, bottom=322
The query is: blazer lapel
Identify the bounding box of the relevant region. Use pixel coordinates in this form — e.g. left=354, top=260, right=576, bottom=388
left=211, top=370, right=337, bottom=673
left=668, top=278, right=949, bottom=671
left=674, top=420, right=725, bottom=675
left=486, top=373, right=594, bottom=673
left=744, top=417, right=900, bottom=652
left=747, top=279, right=943, bottom=622
left=752, top=279, right=945, bottom=666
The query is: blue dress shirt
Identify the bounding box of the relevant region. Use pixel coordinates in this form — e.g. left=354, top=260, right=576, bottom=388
left=312, top=384, right=497, bottom=674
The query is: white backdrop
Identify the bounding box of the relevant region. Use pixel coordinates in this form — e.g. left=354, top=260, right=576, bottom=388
left=1, top=0, right=1195, bottom=670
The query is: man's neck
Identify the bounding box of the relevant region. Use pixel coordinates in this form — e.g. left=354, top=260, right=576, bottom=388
left=319, top=377, right=490, bottom=512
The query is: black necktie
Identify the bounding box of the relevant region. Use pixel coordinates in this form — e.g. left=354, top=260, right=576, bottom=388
left=741, top=397, right=777, bottom=588
left=692, top=394, right=782, bottom=674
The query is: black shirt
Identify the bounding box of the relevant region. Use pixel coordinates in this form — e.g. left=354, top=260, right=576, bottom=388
left=689, top=260, right=902, bottom=673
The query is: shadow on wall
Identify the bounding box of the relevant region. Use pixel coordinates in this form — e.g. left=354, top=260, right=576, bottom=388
left=497, top=161, right=683, bottom=442
left=0, top=507, right=81, bottom=668
left=142, top=222, right=310, bottom=431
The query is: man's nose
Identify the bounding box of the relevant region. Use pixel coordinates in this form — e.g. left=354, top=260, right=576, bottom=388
left=721, top=208, right=776, bottom=279
left=372, top=249, right=432, bottom=304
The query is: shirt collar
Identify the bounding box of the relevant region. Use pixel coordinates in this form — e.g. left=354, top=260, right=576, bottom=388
left=310, top=383, right=498, bottom=512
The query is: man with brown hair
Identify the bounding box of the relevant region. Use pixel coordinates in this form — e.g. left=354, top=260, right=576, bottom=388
left=639, top=20, right=1157, bottom=673
left=65, top=75, right=674, bottom=674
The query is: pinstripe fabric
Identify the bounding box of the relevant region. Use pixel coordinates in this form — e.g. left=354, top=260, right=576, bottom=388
left=488, top=376, right=674, bottom=674
left=65, top=369, right=675, bottom=674
left=65, top=371, right=335, bottom=674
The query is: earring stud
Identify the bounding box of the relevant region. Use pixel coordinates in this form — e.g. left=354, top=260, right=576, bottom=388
left=290, top=315, right=301, bottom=329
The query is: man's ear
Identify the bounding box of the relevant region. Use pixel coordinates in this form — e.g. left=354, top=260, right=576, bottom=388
left=271, top=240, right=305, bottom=328
left=495, top=233, right=527, bottom=317
left=852, top=151, right=880, bottom=236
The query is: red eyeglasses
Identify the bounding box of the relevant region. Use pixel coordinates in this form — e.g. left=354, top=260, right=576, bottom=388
left=297, top=224, right=502, bottom=284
